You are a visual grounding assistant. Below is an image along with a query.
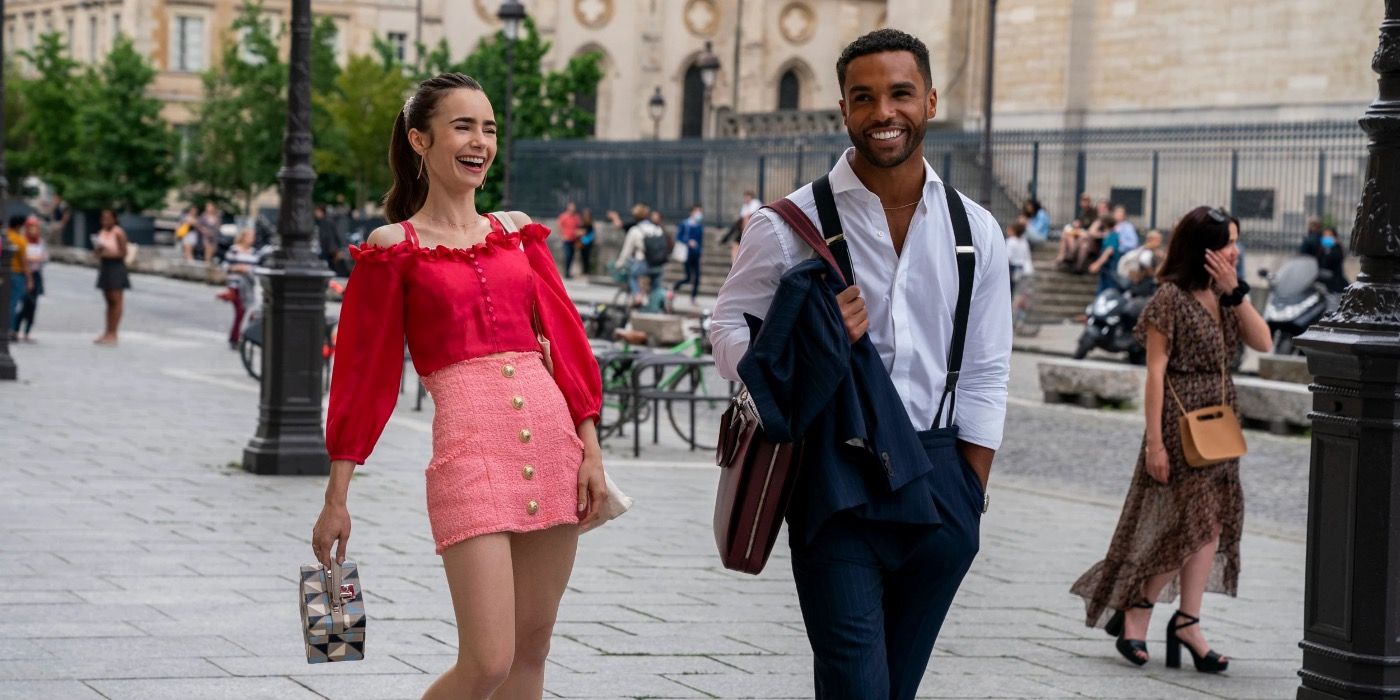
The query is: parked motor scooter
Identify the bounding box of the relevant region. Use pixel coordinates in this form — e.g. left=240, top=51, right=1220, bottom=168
left=1073, top=277, right=1156, bottom=364
left=1259, top=256, right=1338, bottom=355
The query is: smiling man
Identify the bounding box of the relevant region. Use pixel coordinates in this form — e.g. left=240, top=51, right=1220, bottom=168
left=711, top=29, right=1011, bottom=699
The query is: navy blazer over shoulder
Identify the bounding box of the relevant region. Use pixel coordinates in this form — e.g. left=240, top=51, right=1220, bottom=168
left=736, top=257, right=954, bottom=546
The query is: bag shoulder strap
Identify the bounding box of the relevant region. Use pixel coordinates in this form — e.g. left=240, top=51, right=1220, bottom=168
left=764, top=198, right=849, bottom=286
left=933, top=184, right=977, bottom=430
left=811, top=175, right=855, bottom=285
left=491, top=211, right=519, bottom=234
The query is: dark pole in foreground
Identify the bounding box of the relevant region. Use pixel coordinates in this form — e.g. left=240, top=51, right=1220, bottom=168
left=243, top=0, right=331, bottom=476
left=1295, top=3, right=1400, bottom=697
left=0, top=0, right=15, bottom=382
left=979, top=0, right=997, bottom=207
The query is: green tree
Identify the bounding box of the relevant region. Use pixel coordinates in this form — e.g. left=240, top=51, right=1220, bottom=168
left=454, top=18, right=602, bottom=210
left=310, top=16, right=352, bottom=206
left=314, top=55, right=411, bottom=209
left=66, top=36, right=174, bottom=211
left=4, top=60, right=33, bottom=192
left=184, top=1, right=286, bottom=216
left=14, top=33, right=86, bottom=197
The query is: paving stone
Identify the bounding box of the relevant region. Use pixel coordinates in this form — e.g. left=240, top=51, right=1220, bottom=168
left=0, top=680, right=107, bottom=699
left=88, top=676, right=324, bottom=699
left=292, top=672, right=434, bottom=700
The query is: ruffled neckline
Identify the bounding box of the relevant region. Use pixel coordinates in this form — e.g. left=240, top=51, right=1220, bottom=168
left=350, top=222, right=551, bottom=262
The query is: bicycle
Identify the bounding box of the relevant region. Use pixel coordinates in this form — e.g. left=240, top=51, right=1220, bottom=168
left=594, top=312, right=730, bottom=452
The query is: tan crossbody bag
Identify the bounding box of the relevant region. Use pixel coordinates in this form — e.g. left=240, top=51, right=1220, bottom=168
left=1166, top=357, right=1247, bottom=468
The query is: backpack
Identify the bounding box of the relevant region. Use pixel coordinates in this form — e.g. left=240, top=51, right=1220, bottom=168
left=642, top=228, right=670, bottom=267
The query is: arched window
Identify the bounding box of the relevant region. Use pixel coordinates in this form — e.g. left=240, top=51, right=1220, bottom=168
left=778, top=69, right=800, bottom=111
left=680, top=63, right=705, bottom=139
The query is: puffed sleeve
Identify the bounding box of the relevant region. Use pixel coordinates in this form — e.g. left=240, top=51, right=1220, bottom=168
left=1134, top=283, right=1177, bottom=351
left=522, top=223, right=602, bottom=426
left=326, top=245, right=407, bottom=464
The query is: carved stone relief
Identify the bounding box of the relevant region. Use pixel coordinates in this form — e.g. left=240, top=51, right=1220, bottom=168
left=684, top=0, right=720, bottom=39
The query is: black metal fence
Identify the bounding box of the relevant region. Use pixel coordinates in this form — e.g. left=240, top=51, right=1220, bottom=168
left=510, top=120, right=1366, bottom=252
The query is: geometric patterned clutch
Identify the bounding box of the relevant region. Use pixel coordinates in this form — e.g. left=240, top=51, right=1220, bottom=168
left=299, top=561, right=366, bottom=664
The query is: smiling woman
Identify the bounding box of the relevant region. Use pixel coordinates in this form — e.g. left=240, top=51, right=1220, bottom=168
left=312, top=72, right=625, bottom=700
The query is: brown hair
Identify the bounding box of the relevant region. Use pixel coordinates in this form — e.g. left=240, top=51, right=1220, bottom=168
left=1157, top=206, right=1235, bottom=291
left=382, top=72, right=485, bottom=224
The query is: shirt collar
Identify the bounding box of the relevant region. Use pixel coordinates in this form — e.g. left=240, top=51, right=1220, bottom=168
left=827, top=147, right=943, bottom=198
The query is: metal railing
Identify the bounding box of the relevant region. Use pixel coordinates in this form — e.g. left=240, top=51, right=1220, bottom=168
left=510, top=120, right=1367, bottom=251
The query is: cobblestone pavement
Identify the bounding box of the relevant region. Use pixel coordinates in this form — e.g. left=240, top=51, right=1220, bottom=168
left=0, top=264, right=1309, bottom=699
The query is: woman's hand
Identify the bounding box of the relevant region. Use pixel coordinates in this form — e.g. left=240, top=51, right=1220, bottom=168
left=576, top=448, right=608, bottom=527
left=1205, top=248, right=1238, bottom=293
left=1145, top=443, right=1170, bottom=484
left=311, top=501, right=352, bottom=569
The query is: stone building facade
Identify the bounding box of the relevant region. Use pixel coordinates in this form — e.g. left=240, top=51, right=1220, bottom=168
left=0, top=0, right=1381, bottom=138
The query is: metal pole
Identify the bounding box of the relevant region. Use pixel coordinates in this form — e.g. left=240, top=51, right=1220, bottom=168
left=502, top=37, right=515, bottom=210
left=1316, top=149, right=1328, bottom=219
left=0, top=0, right=14, bottom=382
left=1149, top=150, right=1160, bottom=231
left=1074, top=150, right=1086, bottom=217
left=1295, top=3, right=1400, bottom=696
left=1029, top=140, right=1039, bottom=201
left=731, top=0, right=743, bottom=110
left=415, top=0, right=422, bottom=61
left=979, top=0, right=997, bottom=206
left=242, top=0, right=331, bottom=475
left=1229, top=148, right=1239, bottom=215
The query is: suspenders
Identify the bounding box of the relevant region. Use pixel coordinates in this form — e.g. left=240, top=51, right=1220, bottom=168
left=805, top=174, right=976, bottom=432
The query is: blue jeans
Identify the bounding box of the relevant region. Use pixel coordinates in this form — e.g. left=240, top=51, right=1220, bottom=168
left=8, top=274, right=24, bottom=329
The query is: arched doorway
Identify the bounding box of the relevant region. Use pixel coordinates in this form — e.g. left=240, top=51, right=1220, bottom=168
left=778, top=69, right=800, bottom=111
left=680, top=63, right=705, bottom=139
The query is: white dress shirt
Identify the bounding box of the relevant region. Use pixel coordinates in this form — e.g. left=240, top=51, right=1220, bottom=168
left=711, top=148, right=1012, bottom=450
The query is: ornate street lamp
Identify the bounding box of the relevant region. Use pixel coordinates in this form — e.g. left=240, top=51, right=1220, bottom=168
left=498, top=0, right=526, bottom=209
left=648, top=86, right=666, bottom=141
left=242, top=0, right=332, bottom=475
left=0, top=0, right=14, bottom=382
left=696, top=40, right=720, bottom=139
left=1295, top=2, right=1400, bottom=697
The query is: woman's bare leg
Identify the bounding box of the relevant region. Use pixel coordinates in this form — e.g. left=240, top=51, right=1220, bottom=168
left=422, top=533, right=517, bottom=700
left=494, top=525, right=579, bottom=700
left=1175, top=525, right=1226, bottom=660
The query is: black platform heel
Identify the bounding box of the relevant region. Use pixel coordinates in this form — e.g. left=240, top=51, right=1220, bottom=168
left=1104, top=599, right=1153, bottom=666
left=1165, top=610, right=1229, bottom=673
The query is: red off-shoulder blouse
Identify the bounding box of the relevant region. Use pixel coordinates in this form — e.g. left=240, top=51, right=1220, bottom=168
left=325, top=216, right=601, bottom=465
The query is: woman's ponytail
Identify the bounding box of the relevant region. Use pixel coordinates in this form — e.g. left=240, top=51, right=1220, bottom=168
left=381, top=73, right=484, bottom=224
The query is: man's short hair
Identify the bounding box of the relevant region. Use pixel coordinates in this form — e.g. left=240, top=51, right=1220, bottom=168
left=837, top=29, right=933, bottom=94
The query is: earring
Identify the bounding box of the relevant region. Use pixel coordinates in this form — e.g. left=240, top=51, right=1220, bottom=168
left=416, top=155, right=425, bottom=181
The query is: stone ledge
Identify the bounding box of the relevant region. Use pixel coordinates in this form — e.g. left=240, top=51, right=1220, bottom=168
left=1235, top=376, right=1312, bottom=435
left=1258, top=354, right=1311, bottom=385
left=1037, top=358, right=1142, bottom=408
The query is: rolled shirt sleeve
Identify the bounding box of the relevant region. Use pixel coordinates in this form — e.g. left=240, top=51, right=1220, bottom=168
left=952, top=203, right=1013, bottom=451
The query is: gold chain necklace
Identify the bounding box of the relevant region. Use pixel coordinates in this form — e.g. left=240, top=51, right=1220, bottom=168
left=882, top=198, right=921, bottom=211
left=419, top=213, right=483, bottom=230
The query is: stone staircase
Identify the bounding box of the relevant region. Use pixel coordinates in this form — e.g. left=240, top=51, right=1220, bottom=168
left=1027, top=243, right=1098, bottom=323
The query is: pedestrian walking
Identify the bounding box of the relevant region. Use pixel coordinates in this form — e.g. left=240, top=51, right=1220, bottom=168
left=671, top=204, right=705, bottom=304
left=711, top=29, right=1011, bottom=700
left=220, top=227, right=260, bottom=350
left=577, top=209, right=597, bottom=277
left=13, top=216, right=47, bottom=341
left=175, top=206, right=199, bottom=262
left=5, top=216, right=32, bottom=341
left=313, top=72, right=618, bottom=700
left=557, top=202, right=581, bottom=279
left=92, top=209, right=130, bottom=346
left=1071, top=206, right=1272, bottom=673
left=612, top=203, right=666, bottom=307
left=722, top=190, right=761, bottom=263
left=197, top=202, right=221, bottom=265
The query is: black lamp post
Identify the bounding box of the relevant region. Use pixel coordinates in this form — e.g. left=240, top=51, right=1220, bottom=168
left=242, top=0, right=332, bottom=476
left=498, top=0, right=526, bottom=210
left=1295, top=2, right=1400, bottom=697
left=0, top=0, right=16, bottom=383
left=648, top=86, right=666, bottom=141
left=696, top=41, right=720, bottom=139
left=980, top=0, right=997, bottom=206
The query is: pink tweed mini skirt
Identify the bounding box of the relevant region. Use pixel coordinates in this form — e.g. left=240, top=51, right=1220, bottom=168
left=421, top=351, right=585, bottom=554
